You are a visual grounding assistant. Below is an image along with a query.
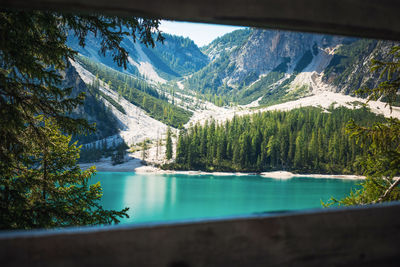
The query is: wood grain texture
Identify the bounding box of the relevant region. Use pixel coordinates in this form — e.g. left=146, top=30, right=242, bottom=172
left=1, top=0, right=400, bottom=40
left=1, top=204, right=399, bottom=266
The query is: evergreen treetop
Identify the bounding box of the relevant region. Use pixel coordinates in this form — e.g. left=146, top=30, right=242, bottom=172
left=326, top=46, right=400, bottom=206
left=0, top=10, right=162, bottom=229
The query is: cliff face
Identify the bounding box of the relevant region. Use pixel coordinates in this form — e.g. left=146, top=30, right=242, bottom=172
left=68, top=27, right=398, bottom=107
left=62, top=63, right=120, bottom=144
left=190, top=28, right=398, bottom=105
left=64, top=27, right=400, bottom=149
left=322, top=40, right=398, bottom=95
left=224, top=30, right=338, bottom=85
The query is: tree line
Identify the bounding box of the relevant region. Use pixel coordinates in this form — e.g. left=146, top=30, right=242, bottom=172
left=169, top=106, right=384, bottom=174
left=79, top=139, right=129, bottom=164
left=76, top=55, right=192, bottom=128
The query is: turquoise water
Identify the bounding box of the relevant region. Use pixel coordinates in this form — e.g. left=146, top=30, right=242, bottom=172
left=91, top=172, right=360, bottom=224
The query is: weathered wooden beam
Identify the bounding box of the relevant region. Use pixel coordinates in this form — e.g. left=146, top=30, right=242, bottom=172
left=1, top=203, right=399, bottom=267
left=1, top=0, right=400, bottom=41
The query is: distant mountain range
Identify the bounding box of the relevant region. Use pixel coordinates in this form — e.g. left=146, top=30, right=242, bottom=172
left=186, top=29, right=397, bottom=105
left=67, top=32, right=209, bottom=82
left=64, top=27, right=398, bottom=153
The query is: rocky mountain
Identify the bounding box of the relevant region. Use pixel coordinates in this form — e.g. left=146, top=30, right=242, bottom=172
left=322, top=39, right=396, bottom=94
left=62, top=63, right=121, bottom=144
left=142, top=33, right=209, bottom=79
left=201, top=28, right=252, bottom=61
left=64, top=27, right=399, bottom=165
left=185, top=28, right=398, bottom=106
left=67, top=32, right=208, bottom=83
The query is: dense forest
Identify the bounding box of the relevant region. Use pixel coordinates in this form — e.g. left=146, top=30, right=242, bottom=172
left=168, top=106, right=384, bottom=174
left=79, top=141, right=129, bottom=164
left=201, top=28, right=252, bottom=55
left=76, top=55, right=192, bottom=128
left=142, top=33, right=209, bottom=79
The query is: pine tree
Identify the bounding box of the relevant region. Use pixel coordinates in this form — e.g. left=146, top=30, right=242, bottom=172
left=326, top=46, right=400, bottom=206
left=166, top=127, right=173, bottom=160
left=111, top=145, right=126, bottom=166
left=176, top=130, right=186, bottom=164
left=142, top=96, right=147, bottom=110
left=142, top=139, right=148, bottom=161
left=1, top=119, right=129, bottom=229
left=168, top=106, right=382, bottom=173
left=156, top=131, right=160, bottom=160
left=293, top=135, right=303, bottom=170
left=0, top=10, right=162, bottom=229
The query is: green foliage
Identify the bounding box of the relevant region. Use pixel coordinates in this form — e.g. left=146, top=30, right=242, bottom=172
left=325, top=46, right=400, bottom=207
left=79, top=144, right=104, bottom=163
left=87, top=77, right=126, bottom=114
left=76, top=55, right=161, bottom=98
left=141, top=47, right=180, bottom=79
left=238, top=72, right=259, bottom=89
left=185, top=53, right=291, bottom=106
left=185, top=51, right=234, bottom=95
left=237, top=71, right=285, bottom=104
left=79, top=139, right=127, bottom=163
left=166, top=127, right=173, bottom=160
left=323, top=39, right=377, bottom=93
left=142, top=33, right=209, bottom=79
left=323, top=177, right=400, bottom=207
left=184, top=29, right=253, bottom=103
left=273, top=57, right=291, bottom=73
left=235, top=58, right=298, bottom=105
left=170, top=107, right=382, bottom=173
left=112, top=143, right=129, bottom=165
left=73, top=88, right=120, bottom=145
left=201, top=29, right=252, bottom=55
left=141, top=139, right=149, bottom=161
left=0, top=10, right=162, bottom=167
left=358, top=46, right=400, bottom=107
left=0, top=10, right=89, bottom=167
left=258, top=74, right=300, bottom=106
left=0, top=120, right=128, bottom=229
left=0, top=10, right=161, bottom=229
left=76, top=55, right=192, bottom=128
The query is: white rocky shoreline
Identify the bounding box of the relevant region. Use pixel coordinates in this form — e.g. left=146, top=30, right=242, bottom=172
left=80, top=157, right=365, bottom=180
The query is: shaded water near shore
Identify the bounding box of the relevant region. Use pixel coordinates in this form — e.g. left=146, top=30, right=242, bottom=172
left=92, top=172, right=360, bottom=224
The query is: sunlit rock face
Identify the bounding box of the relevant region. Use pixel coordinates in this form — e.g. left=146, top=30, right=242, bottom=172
left=64, top=27, right=400, bottom=150
left=192, top=28, right=399, bottom=104
left=227, top=30, right=320, bottom=85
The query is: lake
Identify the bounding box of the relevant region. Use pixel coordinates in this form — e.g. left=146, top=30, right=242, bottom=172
left=92, top=172, right=360, bottom=224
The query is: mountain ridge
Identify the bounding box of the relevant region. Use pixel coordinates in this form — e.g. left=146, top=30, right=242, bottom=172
left=67, top=31, right=209, bottom=83
left=65, top=28, right=400, bottom=164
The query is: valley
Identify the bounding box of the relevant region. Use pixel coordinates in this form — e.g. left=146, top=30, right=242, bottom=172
left=2, top=10, right=400, bottom=233
left=68, top=28, right=399, bottom=174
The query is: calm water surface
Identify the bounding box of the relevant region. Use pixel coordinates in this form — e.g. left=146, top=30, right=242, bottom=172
left=91, top=172, right=360, bottom=224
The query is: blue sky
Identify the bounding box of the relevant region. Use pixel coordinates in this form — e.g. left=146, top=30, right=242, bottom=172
left=159, top=20, right=246, bottom=47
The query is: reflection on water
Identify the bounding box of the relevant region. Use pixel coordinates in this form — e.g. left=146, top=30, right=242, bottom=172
left=122, top=175, right=176, bottom=221
left=91, top=172, right=360, bottom=224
